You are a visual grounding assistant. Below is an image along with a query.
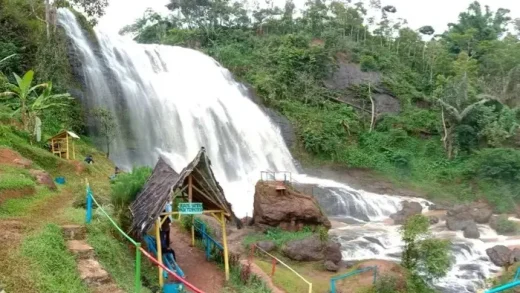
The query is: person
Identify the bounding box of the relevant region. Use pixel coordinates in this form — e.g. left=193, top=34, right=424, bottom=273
left=84, top=154, right=94, bottom=164
left=109, top=167, right=120, bottom=181
left=160, top=215, right=176, bottom=261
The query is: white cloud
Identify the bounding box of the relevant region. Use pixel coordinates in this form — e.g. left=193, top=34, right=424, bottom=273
left=98, top=0, right=520, bottom=35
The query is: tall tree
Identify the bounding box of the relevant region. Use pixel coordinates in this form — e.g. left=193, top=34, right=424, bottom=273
left=92, top=107, right=116, bottom=158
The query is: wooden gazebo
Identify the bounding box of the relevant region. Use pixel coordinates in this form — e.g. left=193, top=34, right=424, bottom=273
left=48, top=130, right=80, bottom=160
left=130, top=147, right=241, bottom=286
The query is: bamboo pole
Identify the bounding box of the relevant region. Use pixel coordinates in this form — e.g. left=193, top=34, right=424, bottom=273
left=155, top=218, right=164, bottom=288
left=66, top=135, right=70, bottom=160
left=189, top=175, right=195, bottom=247
left=221, top=211, right=230, bottom=281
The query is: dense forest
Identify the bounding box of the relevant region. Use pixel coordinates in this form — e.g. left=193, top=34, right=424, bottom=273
left=120, top=0, right=520, bottom=211
left=1, top=0, right=520, bottom=210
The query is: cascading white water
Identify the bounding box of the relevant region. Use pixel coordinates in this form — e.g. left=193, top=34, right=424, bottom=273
left=58, top=9, right=515, bottom=292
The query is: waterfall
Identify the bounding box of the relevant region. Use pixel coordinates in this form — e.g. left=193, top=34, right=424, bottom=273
left=58, top=9, right=515, bottom=292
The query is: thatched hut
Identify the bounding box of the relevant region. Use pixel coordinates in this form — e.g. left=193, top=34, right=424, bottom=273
left=130, top=147, right=241, bottom=236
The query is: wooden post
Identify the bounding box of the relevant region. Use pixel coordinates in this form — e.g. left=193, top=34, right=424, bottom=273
left=155, top=218, right=164, bottom=288
left=72, top=140, right=76, bottom=160
left=51, top=139, right=55, bottom=154
left=66, top=134, right=70, bottom=160
left=188, top=175, right=195, bottom=247
left=271, top=257, right=277, bottom=277
left=221, top=211, right=230, bottom=281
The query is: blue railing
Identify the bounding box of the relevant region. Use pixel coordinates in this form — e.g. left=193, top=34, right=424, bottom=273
left=486, top=267, right=520, bottom=293
left=330, top=266, right=378, bottom=293
left=194, top=218, right=223, bottom=261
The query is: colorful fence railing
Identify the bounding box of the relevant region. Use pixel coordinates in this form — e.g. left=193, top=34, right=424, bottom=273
left=485, top=267, right=520, bottom=293
left=251, top=244, right=313, bottom=293
left=85, top=180, right=204, bottom=293
left=329, top=266, right=378, bottom=293
left=194, top=218, right=224, bottom=261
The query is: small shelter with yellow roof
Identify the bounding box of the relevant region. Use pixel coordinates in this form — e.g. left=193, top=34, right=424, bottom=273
left=48, top=130, right=80, bottom=160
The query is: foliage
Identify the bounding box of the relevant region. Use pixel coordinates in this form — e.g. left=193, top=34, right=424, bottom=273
left=243, top=226, right=315, bottom=248
left=371, top=275, right=402, bottom=293
left=21, top=224, right=89, bottom=293
left=110, top=166, right=151, bottom=208
left=87, top=215, right=156, bottom=293
left=473, top=148, right=520, bottom=183
left=117, top=0, right=520, bottom=212
left=400, top=215, right=451, bottom=282
left=223, top=265, right=272, bottom=293
left=110, top=166, right=152, bottom=231
left=91, top=107, right=117, bottom=158
left=494, top=215, right=518, bottom=235
left=0, top=173, right=35, bottom=191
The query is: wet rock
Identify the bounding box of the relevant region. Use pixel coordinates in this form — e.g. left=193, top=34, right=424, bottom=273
left=446, top=217, right=474, bottom=231
left=430, top=204, right=449, bottom=211
left=256, top=241, right=276, bottom=253
left=364, top=236, right=386, bottom=247
left=486, top=245, right=512, bottom=267
left=282, top=236, right=324, bottom=261
left=324, top=260, right=339, bottom=272
left=428, top=216, right=440, bottom=225
left=324, top=241, right=342, bottom=264
left=446, top=203, right=493, bottom=226
left=510, top=248, right=520, bottom=263
left=463, top=222, right=480, bottom=239
left=29, top=169, right=57, bottom=190
left=252, top=181, right=331, bottom=231
left=389, top=201, right=422, bottom=225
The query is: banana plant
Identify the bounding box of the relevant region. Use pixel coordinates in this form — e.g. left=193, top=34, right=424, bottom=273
left=0, top=70, right=71, bottom=132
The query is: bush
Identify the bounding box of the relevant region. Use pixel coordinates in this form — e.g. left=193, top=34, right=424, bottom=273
left=110, top=166, right=152, bottom=208
left=373, top=275, right=402, bottom=293
left=360, top=55, right=378, bottom=72
left=494, top=215, right=518, bottom=235
left=474, top=148, right=520, bottom=183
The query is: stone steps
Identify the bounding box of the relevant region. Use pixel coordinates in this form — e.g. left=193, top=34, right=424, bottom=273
left=61, top=225, right=124, bottom=292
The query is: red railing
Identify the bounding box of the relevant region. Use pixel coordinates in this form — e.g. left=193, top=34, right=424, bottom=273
left=139, top=247, right=205, bottom=293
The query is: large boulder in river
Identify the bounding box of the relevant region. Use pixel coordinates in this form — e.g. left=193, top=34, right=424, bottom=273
left=252, top=181, right=331, bottom=231
left=463, top=222, right=480, bottom=239
left=486, top=245, right=512, bottom=267
left=446, top=202, right=493, bottom=231
left=282, top=236, right=325, bottom=261
left=282, top=236, right=342, bottom=265
left=389, top=201, right=422, bottom=225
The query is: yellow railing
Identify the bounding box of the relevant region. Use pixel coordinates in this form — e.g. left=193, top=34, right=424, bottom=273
left=251, top=244, right=313, bottom=293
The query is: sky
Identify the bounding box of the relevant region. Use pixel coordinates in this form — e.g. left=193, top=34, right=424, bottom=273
left=97, top=0, right=520, bottom=35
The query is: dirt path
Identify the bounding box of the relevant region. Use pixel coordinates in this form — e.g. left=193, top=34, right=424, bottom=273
left=169, top=224, right=225, bottom=293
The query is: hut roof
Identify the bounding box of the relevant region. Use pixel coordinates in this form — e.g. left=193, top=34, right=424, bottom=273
left=130, top=147, right=241, bottom=236
left=47, top=130, right=80, bottom=140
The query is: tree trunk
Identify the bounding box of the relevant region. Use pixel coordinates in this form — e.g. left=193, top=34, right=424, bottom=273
left=106, top=136, right=110, bottom=158
left=45, top=0, right=50, bottom=39
left=369, top=83, right=376, bottom=132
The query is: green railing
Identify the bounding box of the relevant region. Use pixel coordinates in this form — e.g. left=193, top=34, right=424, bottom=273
left=329, top=266, right=378, bottom=293
left=85, top=181, right=142, bottom=293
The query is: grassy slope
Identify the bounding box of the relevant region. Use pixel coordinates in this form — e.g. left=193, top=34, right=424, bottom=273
left=0, top=126, right=158, bottom=293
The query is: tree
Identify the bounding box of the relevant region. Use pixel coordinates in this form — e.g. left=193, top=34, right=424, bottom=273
left=0, top=70, right=47, bottom=131
left=92, top=107, right=116, bottom=158
left=401, top=215, right=451, bottom=281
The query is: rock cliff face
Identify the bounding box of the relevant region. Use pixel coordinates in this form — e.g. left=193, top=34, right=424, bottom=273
left=252, top=181, right=331, bottom=231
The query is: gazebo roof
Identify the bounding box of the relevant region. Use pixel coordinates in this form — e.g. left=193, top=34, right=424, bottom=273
left=129, top=147, right=241, bottom=236
left=47, top=130, right=80, bottom=141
